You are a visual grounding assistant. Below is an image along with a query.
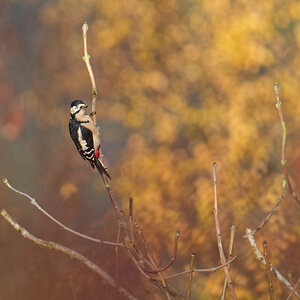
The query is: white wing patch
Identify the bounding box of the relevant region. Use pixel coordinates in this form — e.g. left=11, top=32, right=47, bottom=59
left=77, top=127, right=88, bottom=150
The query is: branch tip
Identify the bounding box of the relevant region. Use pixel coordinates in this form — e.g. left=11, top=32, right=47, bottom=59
left=129, top=197, right=133, bottom=218
left=82, top=21, right=88, bottom=33
left=274, top=82, right=279, bottom=95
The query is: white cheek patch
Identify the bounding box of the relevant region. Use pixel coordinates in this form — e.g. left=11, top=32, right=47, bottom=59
left=70, top=106, right=79, bottom=115
left=77, top=127, right=88, bottom=150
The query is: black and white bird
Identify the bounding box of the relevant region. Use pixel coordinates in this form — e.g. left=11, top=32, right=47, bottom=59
left=69, top=100, right=111, bottom=179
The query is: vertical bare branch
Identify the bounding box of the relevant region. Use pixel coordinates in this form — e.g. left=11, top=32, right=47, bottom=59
left=274, top=83, right=300, bottom=206
left=213, top=163, right=237, bottom=300
left=263, top=241, right=274, bottom=300
left=129, top=197, right=135, bottom=245
left=220, top=224, right=236, bottom=299
left=82, top=21, right=98, bottom=125
left=186, top=253, right=196, bottom=300
left=115, top=223, right=121, bottom=296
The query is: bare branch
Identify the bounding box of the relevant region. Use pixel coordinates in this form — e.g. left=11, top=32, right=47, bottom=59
left=263, top=241, right=274, bottom=300
left=165, top=256, right=238, bottom=280
left=186, top=253, right=196, bottom=300
left=0, top=209, right=139, bottom=300
left=245, top=228, right=300, bottom=299
left=274, top=83, right=300, bottom=206
left=253, top=179, right=286, bottom=235
left=144, top=229, right=180, bottom=274
left=146, top=254, right=172, bottom=300
left=221, top=224, right=236, bottom=299
left=287, top=277, right=300, bottom=300
left=100, top=174, right=131, bottom=245
left=115, top=223, right=121, bottom=296
left=2, top=178, right=122, bottom=247
left=212, top=163, right=237, bottom=300
left=82, top=21, right=97, bottom=125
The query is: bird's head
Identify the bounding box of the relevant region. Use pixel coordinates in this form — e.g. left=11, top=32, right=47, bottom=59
left=70, top=100, right=88, bottom=118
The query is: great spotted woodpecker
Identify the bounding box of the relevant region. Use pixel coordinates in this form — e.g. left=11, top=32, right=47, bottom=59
left=69, top=100, right=111, bottom=179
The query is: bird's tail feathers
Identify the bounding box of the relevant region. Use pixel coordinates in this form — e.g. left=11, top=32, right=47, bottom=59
left=95, top=158, right=111, bottom=180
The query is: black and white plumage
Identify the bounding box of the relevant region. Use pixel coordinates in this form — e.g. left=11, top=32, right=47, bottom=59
left=69, top=100, right=111, bottom=179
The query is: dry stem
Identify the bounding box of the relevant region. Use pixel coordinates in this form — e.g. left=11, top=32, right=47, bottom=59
left=252, top=179, right=286, bottom=235
left=2, top=178, right=121, bottom=247
left=245, top=228, right=300, bottom=299
left=287, top=278, right=300, bottom=300
left=263, top=241, right=274, bottom=300
left=165, top=256, right=238, bottom=280
left=186, top=253, right=196, bottom=300
left=144, top=229, right=180, bottom=274
left=274, top=83, right=300, bottom=206
left=213, top=163, right=237, bottom=300
left=1, top=209, right=139, bottom=300
left=221, top=224, right=236, bottom=299
left=82, top=21, right=97, bottom=125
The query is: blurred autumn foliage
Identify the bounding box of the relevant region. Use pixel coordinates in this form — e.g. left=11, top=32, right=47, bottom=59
left=1, top=0, right=300, bottom=299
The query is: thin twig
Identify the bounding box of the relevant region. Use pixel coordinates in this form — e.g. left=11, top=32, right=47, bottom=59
left=100, top=174, right=131, bottom=245
left=165, top=256, right=238, bottom=280
left=186, top=253, right=196, bottom=300
left=129, top=197, right=135, bottom=246
left=212, top=163, right=237, bottom=300
left=252, top=179, right=286, bottom=235
left=82, top=21, right=98, bottom=125
left=245, top=228, right=300, bottom=299
left=288, top=272, right=295, bottom=286
left=0, top=209, right=139, bottom=300
left=146, top=254, right=172, bottom=300
left=144, top=229, right=180, bottom=274
left=2, top=178, right=122, bottom=247
left=221, top=224, right=236, bottom=299
left=115, top=223, right=121, bottom=296
left=263, top=241, right=274, bottom=300
left=287, top=277, right=300, bottom=300
left=274, top=83, right=300, bottom=206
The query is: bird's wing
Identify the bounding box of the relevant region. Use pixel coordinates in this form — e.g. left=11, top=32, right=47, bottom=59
left=69, top=119, right=94, bottom=161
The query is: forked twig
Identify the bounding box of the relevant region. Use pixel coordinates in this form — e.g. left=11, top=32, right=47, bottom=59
left=212, top=163, right=237, bottom=300
left=0, top=209, right=139, bottom=300
left=144, top=229, right=180, bottom=274
left=2, top=178, right=122, bottom=247
left=221, top=224, right=236, bottom=299
left=263, top=241, right=274, bottom=300
left=274, top=83, right=300, bottom=206
left=245, top=228, right=300, bottom=299
left=165, top=256, right=238, bottom=280
left=287, top=277, right=300, bottom=300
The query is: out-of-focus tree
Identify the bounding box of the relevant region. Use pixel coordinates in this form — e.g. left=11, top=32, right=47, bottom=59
left=1, top=0, right=300, bottom=299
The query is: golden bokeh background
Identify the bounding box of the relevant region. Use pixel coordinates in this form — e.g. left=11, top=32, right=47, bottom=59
left=1, top=0, right=300, bottom=299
